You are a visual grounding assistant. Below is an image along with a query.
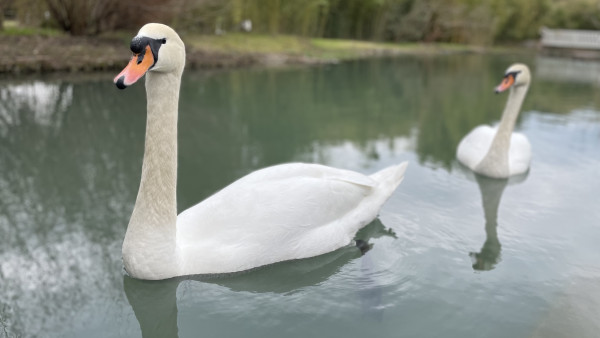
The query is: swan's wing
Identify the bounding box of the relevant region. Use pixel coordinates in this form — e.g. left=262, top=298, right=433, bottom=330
left=456, top=125, right=496, bottom=170
left=176, top=163, right=378, bottom=264
left=509, top=132, right=531, bottom=175
left=229, top=162, right=377, bottom=188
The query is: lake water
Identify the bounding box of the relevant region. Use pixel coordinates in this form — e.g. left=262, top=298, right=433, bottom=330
left=1, top=54, right=599, bottom=338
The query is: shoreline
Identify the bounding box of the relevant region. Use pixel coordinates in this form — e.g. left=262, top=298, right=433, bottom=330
left=0, top=33, right=526, bottom=75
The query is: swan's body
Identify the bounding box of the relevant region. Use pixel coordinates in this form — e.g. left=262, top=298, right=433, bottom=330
left=115, top=23, right=407, bottom=280
left=457, top=125, right=531, bottom=177
left=176, top=163, right=406, bottom=276
left=457, top=64, right=532, bottom=178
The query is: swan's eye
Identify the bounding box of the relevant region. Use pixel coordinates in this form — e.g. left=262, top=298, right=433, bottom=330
left=130, top=37, right=166, bottom=55
left=128, top=37, right=169, bottom=69
left=504, top=70, right=521, bottom=79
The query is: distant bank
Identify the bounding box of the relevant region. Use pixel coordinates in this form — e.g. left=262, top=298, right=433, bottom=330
left=0, top=32, right=497, bottom=75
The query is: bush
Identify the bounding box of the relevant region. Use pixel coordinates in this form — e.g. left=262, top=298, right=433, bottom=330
left=9, top=0, right=600, bottom=42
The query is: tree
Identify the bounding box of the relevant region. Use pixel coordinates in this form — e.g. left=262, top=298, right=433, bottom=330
left=44, top=0, right=122, bottom=35
left=0, top=0, right=14, bottom=30
left=43, top=0, right=178, bottom=35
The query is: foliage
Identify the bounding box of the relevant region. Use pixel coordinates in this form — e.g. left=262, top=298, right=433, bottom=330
left=489, top=0, right=550, bottom=42
left=0, top=22, right=61, bottom=36
left=170, top=0, right=579, bottom=44
left=43, top=0, right=117, bottom=35
left=0, top=0, right=12, bottom=30
left=544, top=0, right=600, bottom=31
left=6, top=0, right=179, bottom=35
left=4, top=0, right=600, bottom=41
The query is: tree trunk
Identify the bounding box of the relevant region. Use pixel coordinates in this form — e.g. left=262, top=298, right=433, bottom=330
left=0, top=1, right=5, bottom=31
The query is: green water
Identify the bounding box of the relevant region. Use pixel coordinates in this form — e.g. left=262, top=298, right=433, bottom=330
left=1, top=54, right=599, bottom=338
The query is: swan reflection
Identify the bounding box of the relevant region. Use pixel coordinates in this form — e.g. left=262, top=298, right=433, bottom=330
left=124, top=219, right=395, bottom=337
left=469, top=173, right=528, bottom=271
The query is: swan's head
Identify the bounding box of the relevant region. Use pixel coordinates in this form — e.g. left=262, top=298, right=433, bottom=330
left=494, top=63, right=530, bottom=94
left=114, top=23, right=185, bottom=89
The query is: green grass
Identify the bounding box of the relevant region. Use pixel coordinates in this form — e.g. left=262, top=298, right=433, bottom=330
left=184, top=33, right=481, bottom=62
left=308, top=38, right=420, bottom=59
left=186, top=33, right=311, bottom=54
left=0, top=20, right=63, bottom=37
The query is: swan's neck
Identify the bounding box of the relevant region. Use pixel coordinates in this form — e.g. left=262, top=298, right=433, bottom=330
left=123, top=71, right=181, bottom=279
left=476, top=85, right=528, bottom=177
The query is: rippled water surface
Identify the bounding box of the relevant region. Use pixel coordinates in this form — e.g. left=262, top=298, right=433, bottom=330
left=1, top=54, right=599, bottom=338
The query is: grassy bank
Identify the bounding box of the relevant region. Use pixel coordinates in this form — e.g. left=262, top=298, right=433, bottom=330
left=185, top=33, right=482, bottom=62
left=0, top=27, right=494, bottom=74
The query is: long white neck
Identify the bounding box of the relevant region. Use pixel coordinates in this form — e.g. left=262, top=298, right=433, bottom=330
left=476, top=84, right=528, bottom=178
left=123, top=71, right=181, bottom=280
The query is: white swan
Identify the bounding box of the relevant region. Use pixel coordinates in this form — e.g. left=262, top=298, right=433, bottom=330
left=457, top=63, right=532, bottom=178
left=113, top=23, right=408, bottom=280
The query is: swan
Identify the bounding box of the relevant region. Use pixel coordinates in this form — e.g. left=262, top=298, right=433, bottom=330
left=456, top=63, right=532, bottom=178
left=113, top=23, right=408, bottom=280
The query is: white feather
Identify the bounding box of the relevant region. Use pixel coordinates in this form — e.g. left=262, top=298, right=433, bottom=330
left=457, top=125, right=531, bottom=177
left=177, top=162, right=408, bottom=275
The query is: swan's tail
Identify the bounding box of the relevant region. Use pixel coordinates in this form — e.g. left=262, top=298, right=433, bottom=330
left=369, top=161, right=408, bottom=192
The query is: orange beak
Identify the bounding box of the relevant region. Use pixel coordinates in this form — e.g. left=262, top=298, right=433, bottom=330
left=494, top=74, right=515, bottom=93
left=114, top=45, right=155, bottom=89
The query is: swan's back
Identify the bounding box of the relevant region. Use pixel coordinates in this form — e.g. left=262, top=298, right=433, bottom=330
left=176, top=162, right=407, bottom=275
left=457, top=125, right=495, bottom=171
left=457, top=126, right=531, bottom=176
left=508, top=132, right=531, bottom=175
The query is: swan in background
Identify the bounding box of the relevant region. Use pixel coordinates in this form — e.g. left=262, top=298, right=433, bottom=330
left=457, top=63, right=532, bottom=178
left=114, top=23, right=408, bottom=280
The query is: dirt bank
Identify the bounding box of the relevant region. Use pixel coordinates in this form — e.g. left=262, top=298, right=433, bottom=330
left=0, top=34, right=337, bottom=75
left=0, top=32, right=499, bottom=75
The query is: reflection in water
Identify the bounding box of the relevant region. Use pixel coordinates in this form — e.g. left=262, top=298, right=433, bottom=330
left=469, top=173, right=528, bottom=271
left=1, top=56, right=599, bottom=337
left=0, top=81, right=72, bottom=137
left=0, top=78, right=143, bottom=337
left=124, top=277, right=180, bottom=338
left=358, top=250, right=384, bottom=321
left=533, top=270, right=600, bottom=338
left=356, top=219, right=397, bottom=321
left=124, top=219, right=396, bottom=338
left=469, top=175, right=508, bottom=271
left=536, top=56, right=600, bottom=86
